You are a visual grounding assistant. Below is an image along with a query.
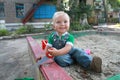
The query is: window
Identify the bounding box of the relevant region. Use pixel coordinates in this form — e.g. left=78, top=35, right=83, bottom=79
left=16, top=3, right=24, bottom=18
left=33, top=4, right=56, bottom=19
left=0, top=2, right=5, bottom=17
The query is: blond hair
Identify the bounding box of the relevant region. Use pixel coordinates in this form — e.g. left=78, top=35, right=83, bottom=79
left=52, top=11, right=70, bottom=24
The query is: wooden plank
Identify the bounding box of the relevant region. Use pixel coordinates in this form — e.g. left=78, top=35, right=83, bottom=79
left=40, top=61, right=73, bottom=80
left=27, top=37, right=45, bottom=80
left=26, top=36, right=44, bottom=62
left=26, top=36, right=73, bottom=80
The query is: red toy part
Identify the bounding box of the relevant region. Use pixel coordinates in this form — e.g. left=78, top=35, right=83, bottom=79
left=42, top=40, right=53, bottom=58
left=46, top=52, right=53, bottom=58
left=46, top=48, right=54, bottom=58
left=41, top=40, right=48, bottom=50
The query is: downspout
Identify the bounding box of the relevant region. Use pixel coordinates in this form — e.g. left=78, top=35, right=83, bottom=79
left=22, top=0, right=45, bottom=24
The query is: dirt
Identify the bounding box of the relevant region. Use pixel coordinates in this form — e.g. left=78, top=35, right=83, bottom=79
left=64, top=34, right=120, bottom=80
left=0, top=38, right=36, bottom=80
left=0, top=28, right=120, bottom=80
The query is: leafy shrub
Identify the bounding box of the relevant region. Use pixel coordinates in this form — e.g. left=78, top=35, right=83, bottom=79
left=83, top=24, right=92, bottom=30
left=44, top=23, right=53, bottom=30
left=108, top=18, right=119, bottom=23
left=98, top=18, right=105, bottom=23
left=25, top=25, right=34, bottom=33
left=70, top=21, right=92, bottom=31
left=70, top=22, right=81, bottom=31
left=0, top=29, right=9, bottom=36
left=15, top=25, right=34, bottom=34
left=15, top=26, right=28, bottom=34
left=111, top=18, right=119, bottom=23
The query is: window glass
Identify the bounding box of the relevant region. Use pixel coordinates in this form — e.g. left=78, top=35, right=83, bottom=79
left=16, top=3, right=24, bottom=18
left=0, top=2, right=5, bottom=17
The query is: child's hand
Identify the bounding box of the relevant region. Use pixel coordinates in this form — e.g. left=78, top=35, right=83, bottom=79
left=48, top=48, right=59, bottom=56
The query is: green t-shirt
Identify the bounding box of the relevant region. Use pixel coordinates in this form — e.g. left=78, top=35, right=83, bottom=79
left=47, top=32, right=74, bottom=47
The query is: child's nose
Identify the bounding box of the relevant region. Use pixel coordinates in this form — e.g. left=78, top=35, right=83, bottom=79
left=61, top=22, right=65, bottom=25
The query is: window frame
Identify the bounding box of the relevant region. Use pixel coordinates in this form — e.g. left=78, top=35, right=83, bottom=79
left=15, top=3, right=24, bottom=18
left=0, top=2, right=5, bottom=18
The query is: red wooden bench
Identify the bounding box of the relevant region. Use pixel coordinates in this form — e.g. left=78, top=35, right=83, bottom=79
left=26, top=36, right=73, bottom=80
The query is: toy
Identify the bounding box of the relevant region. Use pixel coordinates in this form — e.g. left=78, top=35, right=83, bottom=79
left=15, top=77, right=34, bottom=80
left=106, top=74, right=120, bottom=80
left=85, top=49, right=91, bottom=55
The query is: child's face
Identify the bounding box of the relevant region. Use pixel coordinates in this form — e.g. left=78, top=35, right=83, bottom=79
left=53, top=15, right=70, bottom=36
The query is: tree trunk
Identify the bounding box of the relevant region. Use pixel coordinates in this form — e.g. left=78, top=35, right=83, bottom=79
left=102, top=0, right=108, bottom=23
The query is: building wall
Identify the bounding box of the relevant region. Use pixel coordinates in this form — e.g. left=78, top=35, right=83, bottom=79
left=0, top=0, right=37, bottom=23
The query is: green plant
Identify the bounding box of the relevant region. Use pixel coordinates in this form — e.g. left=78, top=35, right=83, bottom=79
left=0, top=29, right=9, bottom=36
left=98, top=18, right=105, bottom=23
left=111, top=18, right=119, bottom=23
left=70, top=21, right=92, bottom=31
left=11, top=31, right=19, bottom=38
left=44, top=23, right=53, bottom=31
left=70, top=21, right=81, bottom=31
left=83, top=24, right=92, bottom=30
left=15, top=26, right=28, bottom=34
left=58, top=1, right=93, bottom=23
left=25, top=25, right=34, bottom=33
left=15, top=25, right=35, bottom=34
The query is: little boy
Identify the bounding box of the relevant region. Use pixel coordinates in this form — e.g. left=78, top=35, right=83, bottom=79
left=46, top=11, right=102, bottom=73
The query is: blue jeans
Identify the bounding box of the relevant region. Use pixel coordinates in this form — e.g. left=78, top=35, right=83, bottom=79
left=54, top=47, right=92, bottom=68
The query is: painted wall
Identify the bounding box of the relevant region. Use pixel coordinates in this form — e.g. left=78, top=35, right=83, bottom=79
left=0, top=0, right=56, bottom=23
left=0, top=0, right=36, bottom=23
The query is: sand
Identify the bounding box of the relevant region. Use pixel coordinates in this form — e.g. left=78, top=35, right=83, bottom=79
left=64, top=34, right=120, bottom=80
left=0, top=38, right=36, bottom=80
left=0, top=29, right=120, bottom=80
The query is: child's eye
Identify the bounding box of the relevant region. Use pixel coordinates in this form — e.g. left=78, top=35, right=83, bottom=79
left=56, top=21, right=61, bottom=23
left=64, top=21, right=68, bottom=23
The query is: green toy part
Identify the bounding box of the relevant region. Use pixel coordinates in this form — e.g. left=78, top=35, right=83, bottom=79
left=15, top=77, right=34, bottom=80
left=106, top=74, right=120, bottom=80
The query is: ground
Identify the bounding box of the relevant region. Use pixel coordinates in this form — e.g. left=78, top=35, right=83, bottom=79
left=64, top=34, right=120, bottom=80
left=0, top=26, right=120, bottom=80
left=0, top=38, right=36, bottom=80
